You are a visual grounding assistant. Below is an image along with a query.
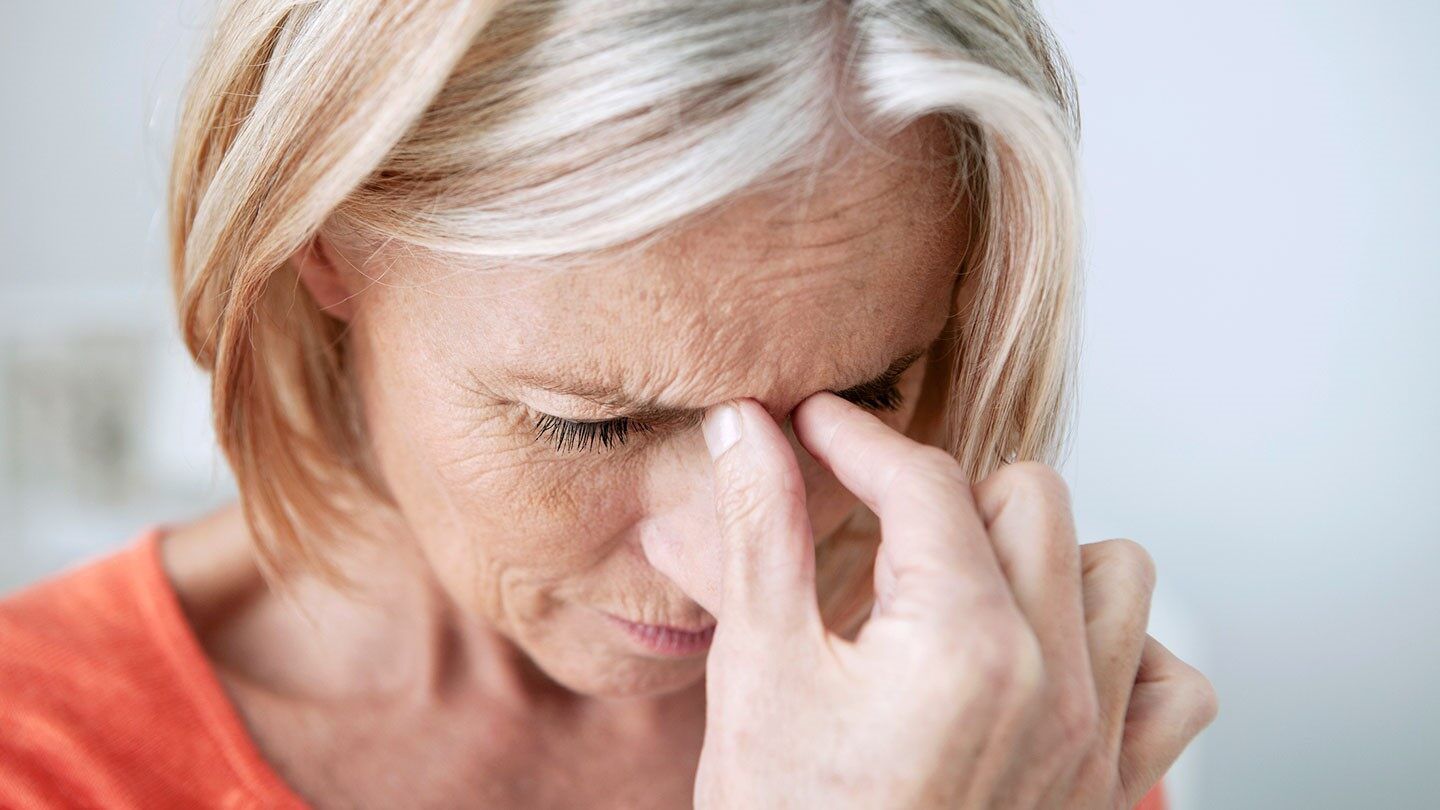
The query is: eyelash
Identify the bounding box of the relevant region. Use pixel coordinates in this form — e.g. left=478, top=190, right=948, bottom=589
left=533, top=413, right=654, bottom=454
left=531, top=380, right=906, bottom=454
left=841, top=380, right=906, bottom=412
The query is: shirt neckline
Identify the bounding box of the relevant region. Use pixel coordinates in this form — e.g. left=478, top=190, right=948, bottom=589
left=129, top=523, right=312, bottom=809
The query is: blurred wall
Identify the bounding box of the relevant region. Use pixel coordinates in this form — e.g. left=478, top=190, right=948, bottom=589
left=1043, top=1, right=1440, bottom=808
left=0, top=2, right=235, bottom=591
left=2, top=2, right=1437, bottom=808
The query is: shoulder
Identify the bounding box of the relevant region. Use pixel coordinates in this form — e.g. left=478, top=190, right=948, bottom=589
left=0, top=531, right=162, bottom=712
left=0, top=528, right=241, bottom=808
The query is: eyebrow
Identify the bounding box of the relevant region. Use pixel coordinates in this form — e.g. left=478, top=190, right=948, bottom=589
left=510, top=345, right=929, bottom=423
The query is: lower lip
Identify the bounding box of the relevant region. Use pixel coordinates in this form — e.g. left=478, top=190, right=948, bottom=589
left=603, top=614, right=716, bottom=657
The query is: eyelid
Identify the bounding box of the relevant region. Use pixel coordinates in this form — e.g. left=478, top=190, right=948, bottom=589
left=833, top=350, right=922, bottom=402
left=528, top=407, right=702, bottom=454
left=529, top=376, right=907, bottom=455
left=526, top=352, right=922, bottom=455
left=833, top=377, right=906, bottom=412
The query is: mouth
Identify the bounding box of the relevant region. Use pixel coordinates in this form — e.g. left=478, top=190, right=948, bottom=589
left=599, top=612, right=717, bottom=658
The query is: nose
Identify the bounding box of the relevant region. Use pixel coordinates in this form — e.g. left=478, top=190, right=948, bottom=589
left=635, top=408, right=811, bottom=616
left=635, top=429, right=727, bottom=614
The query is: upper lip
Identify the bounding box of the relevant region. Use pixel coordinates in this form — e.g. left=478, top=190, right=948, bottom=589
left=602, top=611, right=716, bottom=634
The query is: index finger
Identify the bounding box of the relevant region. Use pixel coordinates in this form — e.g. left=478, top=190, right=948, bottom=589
left=791, top=390, right=1011, bottom=615
left=703, top=399, right=823, bottom=640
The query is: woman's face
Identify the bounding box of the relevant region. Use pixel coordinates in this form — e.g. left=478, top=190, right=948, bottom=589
left=319, top=118, right=966, bottom=698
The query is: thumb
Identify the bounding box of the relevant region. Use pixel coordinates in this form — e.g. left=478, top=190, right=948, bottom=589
left=702, top=399, right=822, bottom=639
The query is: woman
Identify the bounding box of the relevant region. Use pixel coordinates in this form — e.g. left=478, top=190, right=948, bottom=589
left=0, top=0, right=1215, bottom=807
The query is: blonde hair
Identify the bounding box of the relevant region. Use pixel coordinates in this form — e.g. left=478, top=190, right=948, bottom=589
left=169, top=0, right=1081, bottom=633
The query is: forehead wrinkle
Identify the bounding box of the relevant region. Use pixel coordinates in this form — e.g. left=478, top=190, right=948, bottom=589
left=721, top=195, right=888, bottom=272
left=651, top=227, right=882, bottom=333
left=648, top=175, right=908, bottom=298
left=760, top=163, right=911, bottom=236
left=491, top=120, right=959, bottom=420
left=504, top=238, right=934, bottom=421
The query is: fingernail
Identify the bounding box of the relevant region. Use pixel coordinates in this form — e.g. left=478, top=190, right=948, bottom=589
left=703, top=402, right=742, bottom=459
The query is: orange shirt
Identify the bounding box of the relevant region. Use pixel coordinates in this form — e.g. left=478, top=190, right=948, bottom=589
left=0, top=526, right=1168, bottom=809
left=0, top=525, right=306, bottom=809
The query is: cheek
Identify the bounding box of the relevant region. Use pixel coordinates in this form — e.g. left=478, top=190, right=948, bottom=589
left=357, top=347, right=644, bottom=625
left=430, top=404, right=599, bottom=544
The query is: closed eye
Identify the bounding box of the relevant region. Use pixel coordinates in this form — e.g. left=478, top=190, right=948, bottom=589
left=532, top=412, right=654, bottom=453
left=530, top=379, right=906, bottom=455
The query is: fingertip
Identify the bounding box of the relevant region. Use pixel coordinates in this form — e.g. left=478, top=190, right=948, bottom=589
left=713, top=398, right=798, bottom=468
left=791, top=390, right=853, bottom=460
left=702, top=401, right=743, bottom=459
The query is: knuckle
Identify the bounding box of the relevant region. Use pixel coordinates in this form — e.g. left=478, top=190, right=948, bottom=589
left=714, top=475, right=803, bottom=531
left=1002, top=460, right=1072, bottom=504
left=714, top=478, right=764, bottom=525
left=1102, top=537, right=1158, bottom=593
left=976, top=461, right=1072, bottom=521
left=1185, top=668, right=1221, bottom=730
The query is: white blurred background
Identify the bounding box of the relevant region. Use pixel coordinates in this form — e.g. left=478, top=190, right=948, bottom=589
left=2, top=2, right=1436, bottom=808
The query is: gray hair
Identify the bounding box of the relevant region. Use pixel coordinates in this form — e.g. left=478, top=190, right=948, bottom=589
left=170, top=0, right=1081, bottom=605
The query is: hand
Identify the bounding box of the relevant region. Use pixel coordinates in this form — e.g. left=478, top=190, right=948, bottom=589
left=690, top=392, right=1217, bottom=809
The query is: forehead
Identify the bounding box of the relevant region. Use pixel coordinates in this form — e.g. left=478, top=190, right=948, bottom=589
left=380, top=117, right=966, bottom=408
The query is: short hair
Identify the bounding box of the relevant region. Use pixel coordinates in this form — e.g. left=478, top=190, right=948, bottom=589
left=168, top=0, right=1081, bottom=635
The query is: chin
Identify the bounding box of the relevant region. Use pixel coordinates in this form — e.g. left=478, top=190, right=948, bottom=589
left=531, top=645, right=709, bottom=698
